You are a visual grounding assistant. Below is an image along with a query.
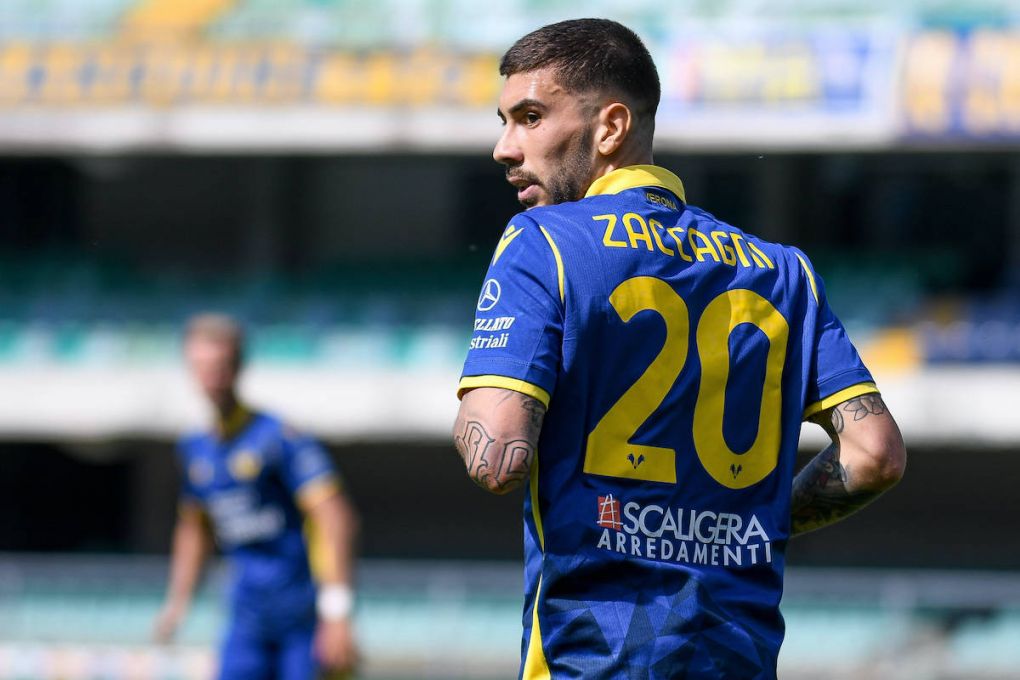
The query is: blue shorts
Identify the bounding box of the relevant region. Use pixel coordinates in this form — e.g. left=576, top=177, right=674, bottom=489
left=219, top=614, right=318, bottom=680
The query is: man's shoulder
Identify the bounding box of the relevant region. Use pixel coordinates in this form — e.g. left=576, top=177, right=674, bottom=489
left=243, top=411, right=297, bottom=444
left=492, top=209, right=568, bottom=267
left=248, top=409, right=281, bottom=430
left=247, top=411, right=314, bottom=449
left=177, top=431, right=209, bottom=453
left=523, top=194, right=624, bottom=224
left=684, top=203, right=807, bottom=265
left=504, top=200, right=610, bottom=252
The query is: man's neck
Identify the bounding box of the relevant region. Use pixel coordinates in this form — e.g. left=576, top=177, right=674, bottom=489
left=213, top=393, right=239, bottom=420
left=590, top=149, right=655, bottom=186
left=213, top=394, right=249, bottom=438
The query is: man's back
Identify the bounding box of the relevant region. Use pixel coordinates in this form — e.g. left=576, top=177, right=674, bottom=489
left=460, top=165, right=877, bottom=678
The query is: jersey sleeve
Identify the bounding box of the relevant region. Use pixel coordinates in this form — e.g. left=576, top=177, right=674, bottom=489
left=175, top=440, right=206, bottom=518
left=797, top=251, right=879, bottom=419
left=279, top=429, right=341, bottom=511
left=458, top=215, right=564, bottom=407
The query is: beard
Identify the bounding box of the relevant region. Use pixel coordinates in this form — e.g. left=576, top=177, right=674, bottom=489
left=508, top=126, right=595, bottom=208
left=546, top=127, right=594, bottom=205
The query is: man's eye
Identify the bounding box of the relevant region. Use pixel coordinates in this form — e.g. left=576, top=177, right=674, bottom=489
left=524, top=112, right=540, bottom=124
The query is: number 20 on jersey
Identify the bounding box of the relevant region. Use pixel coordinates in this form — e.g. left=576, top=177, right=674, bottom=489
left=584, top=277, right=789, bottom=490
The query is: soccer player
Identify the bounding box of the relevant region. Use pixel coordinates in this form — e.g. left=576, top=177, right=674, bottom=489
left=453, top=19, right=906, bottom=679
left=154, top=314, right=358, bottom=680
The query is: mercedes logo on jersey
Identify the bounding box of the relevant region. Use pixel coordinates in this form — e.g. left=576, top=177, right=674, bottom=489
left=477, top=279, right=502, bottom=312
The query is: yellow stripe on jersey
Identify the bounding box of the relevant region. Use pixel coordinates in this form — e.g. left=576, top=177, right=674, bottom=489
left=796, top=253, right=819, bottom=304
left=748, top=242, right=774, bottom=269
left=295, top=475, right=340, bottom=513
left=538, top=226, right=565, bottom=304
left=585, top=165, right=687, bottom=203
left=803, top=382, right=879, bottom=420
left=492, top=224, right=526, bottom=265
left=522, top=574, right=551, bottom=679
left=457, top=375, right=551, bottom=408
left=522, top=454, right=550, bottom=677
left=526, top=452, right=550, bottom=676
left=530, top=456, right=545, bottom=551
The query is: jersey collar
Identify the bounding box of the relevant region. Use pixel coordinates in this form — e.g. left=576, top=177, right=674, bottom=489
left=584, top=165, right=686, bottom=203
left=215, top=402, right=253, bottom=440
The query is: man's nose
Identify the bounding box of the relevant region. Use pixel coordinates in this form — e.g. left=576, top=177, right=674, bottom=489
left=493, top=127, right=522, bottom=165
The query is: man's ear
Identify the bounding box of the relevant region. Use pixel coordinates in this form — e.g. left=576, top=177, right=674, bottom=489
left=596, top=102, right=633, bottom=156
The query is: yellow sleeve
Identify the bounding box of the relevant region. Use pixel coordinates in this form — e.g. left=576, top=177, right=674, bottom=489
left=457, top=375, right=551, bottom=408
left=803, top=382, right=879, bottom=420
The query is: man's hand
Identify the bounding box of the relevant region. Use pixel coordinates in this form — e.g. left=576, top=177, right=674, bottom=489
left=153, top=600, right=187, bottom=643
left=314, top=618, right=357, bottom=673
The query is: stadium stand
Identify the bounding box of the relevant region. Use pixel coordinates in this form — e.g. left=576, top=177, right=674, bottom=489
left=122, top=0, right=237, bottom=38
left=2, top=557, right=1020, bottom=679
left=0, top=0, right=1017, bottom=144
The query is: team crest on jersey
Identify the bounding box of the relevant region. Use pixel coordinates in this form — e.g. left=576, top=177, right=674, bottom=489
left=597, top=494, right=623, bottom=531
left=228, top=449, right=262, bottom=481
left=189, top=459, right=214, bottom=487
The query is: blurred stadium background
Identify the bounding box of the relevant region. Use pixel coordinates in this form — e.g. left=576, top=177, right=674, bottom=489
left=1, top=0, right=1020, bottom=678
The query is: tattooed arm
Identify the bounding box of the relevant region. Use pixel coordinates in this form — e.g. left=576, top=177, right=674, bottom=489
left=791, top=393, right=906, bottom=536
left=453, top=387, right=546, bottom=495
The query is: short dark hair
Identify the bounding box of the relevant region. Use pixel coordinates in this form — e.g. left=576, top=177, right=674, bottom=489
left=500, top=18, right=660, bottom=131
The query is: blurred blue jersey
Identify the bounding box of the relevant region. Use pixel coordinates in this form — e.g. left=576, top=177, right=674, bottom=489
left=177, top=407, right=339, bottom=628
left=459, top=165, right=877, bottom=679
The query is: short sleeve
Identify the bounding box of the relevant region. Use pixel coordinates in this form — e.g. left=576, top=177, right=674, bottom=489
left=279, top=430, right=340, bottom=511
left=798, top=253, right=879, bottom=419
left=175, top=441, right=206, bottom=516
left=458, top=215, right=564, bottom=407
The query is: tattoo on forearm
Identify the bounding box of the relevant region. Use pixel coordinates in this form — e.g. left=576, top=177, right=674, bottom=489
left=815, top=394, right=887, bottom=436
left=829, top=405, right=844, bottom=434
left=455, top=421, right=494, bottom=467
left=841, top=394, right=887, bottom=425
left=454, top=393, right=544, bottom=493
left=793, top=393, right=896, bottom=535
left=493, top=439, right=536, bottom=490
left=790, top=444, right=880, bottom=536
left=521, top=397, right=545, bottom=431
left=454, top=416, right=537, bottom=493
left=462, top=435, right=536, bottom=493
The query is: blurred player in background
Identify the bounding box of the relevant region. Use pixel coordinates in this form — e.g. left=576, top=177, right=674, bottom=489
left=155, top=313, right=358, bottom=679
left=454, top=18, right=906, bottom=679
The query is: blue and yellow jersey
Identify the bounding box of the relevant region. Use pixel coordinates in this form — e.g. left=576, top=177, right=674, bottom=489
left=177, top=406, right=339, bottom=624
left=459, top=165, right=877, bottom=679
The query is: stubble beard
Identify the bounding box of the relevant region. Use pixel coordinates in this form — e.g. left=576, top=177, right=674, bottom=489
left=512, top=127, right=595, bottom=208
left=546, top=128, right=594, bottom=206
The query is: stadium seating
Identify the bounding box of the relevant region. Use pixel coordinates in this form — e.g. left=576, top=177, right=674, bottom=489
left=948, top=610, right=1020, bottom=674
left=2, top=557, right=1019, bottom=680
left=3, top=250, right=1008, bottom=370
